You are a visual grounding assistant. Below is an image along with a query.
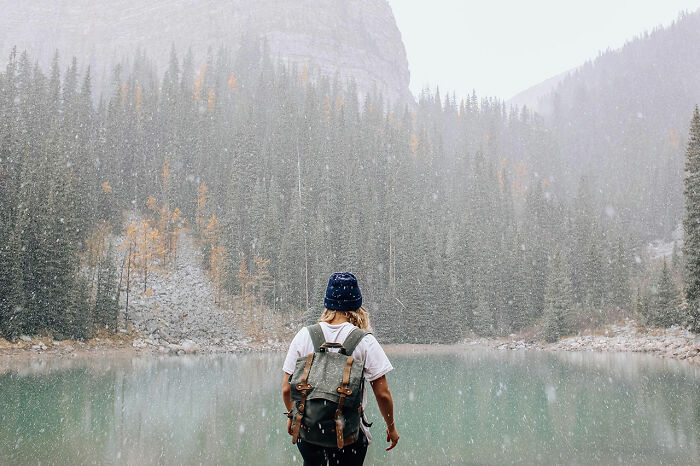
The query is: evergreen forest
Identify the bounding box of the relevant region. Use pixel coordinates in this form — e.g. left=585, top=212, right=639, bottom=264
left=1, top=41, right=698, bottom=343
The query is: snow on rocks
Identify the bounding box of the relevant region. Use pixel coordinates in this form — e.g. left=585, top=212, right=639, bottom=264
left=122, top=231, right=248, bottom=354
left=483, top=319, right=700, bottom=365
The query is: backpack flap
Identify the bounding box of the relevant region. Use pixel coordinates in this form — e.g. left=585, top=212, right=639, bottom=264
left=289, top=352, right=364, bottom=405
left=305, top=352, right=364, bottom=406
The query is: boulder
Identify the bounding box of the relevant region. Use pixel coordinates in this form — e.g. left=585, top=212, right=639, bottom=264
left=181, top=340, right=198, bottom=354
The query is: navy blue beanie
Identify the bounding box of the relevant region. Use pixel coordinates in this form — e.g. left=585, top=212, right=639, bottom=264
left=324, top=272, right=363, bottom=311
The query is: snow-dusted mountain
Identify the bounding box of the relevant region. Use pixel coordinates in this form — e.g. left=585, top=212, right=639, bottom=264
left=509, top=10, right=700, bottom=238
left=0, top=0, right=412, bottom=104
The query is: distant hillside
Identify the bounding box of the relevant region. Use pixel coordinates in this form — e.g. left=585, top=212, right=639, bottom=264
left=507, top=69, right=570, bottom=110
left=0, top=0, right=412, bottom=104
left=516, top=10, right=700, bottom=238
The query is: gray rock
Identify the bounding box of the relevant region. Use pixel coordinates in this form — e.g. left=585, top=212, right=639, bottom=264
left=181, top=340, right=198, bottom=354
left=0, top=1, right=411, bottom=105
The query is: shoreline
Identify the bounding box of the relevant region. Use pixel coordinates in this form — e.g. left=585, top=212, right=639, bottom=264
left=1, top=320, right=698, bottom=365
left=475, top=320, right=700, bottom=365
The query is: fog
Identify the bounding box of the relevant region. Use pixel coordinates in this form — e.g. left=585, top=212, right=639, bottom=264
left=1, top=2, right=700, bottom=464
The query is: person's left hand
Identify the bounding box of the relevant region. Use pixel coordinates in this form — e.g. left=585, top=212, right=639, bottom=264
left=287, top=417, right=293, bottom=436
left=386, top=425, right=399, bottom=451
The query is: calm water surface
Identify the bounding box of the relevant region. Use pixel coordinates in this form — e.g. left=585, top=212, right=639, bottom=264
left=0, top=349, right=698, bottom=465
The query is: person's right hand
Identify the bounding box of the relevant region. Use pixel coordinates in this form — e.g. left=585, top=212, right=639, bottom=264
left=386, top=425, right=399, bottom=451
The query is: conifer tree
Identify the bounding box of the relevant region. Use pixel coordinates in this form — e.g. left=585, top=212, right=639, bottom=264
left=671, top=241, right=681, bottom=270
left=94, top=248, right=120, bottom=331
left=0, top=227, right=25, bottom=339
left=683, top=106, right=700, bottom=333
left=473, top=298, right=494, bottom=337
left=647, top=259, right=682, bottom=327
left=610, top=240, right=631, bottom=309
left=543, top=251, right=574, bottom=342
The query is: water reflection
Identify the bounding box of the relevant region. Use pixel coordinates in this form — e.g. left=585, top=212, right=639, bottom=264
left=0, top=350, right=698, bottom=465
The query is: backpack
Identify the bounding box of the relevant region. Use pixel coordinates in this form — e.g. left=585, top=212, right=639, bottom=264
left=289, top=323, right=372, bottom=449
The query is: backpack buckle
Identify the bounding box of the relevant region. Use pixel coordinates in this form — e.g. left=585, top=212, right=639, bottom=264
left=296, top=383, right=312, bottom=391
left=320, top=342, right=344, bottom=352
left=336, top=386, right=353, bottom=396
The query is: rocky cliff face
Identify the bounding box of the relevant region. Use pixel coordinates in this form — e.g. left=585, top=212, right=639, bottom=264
left=0, top=0, right=412, bottom=104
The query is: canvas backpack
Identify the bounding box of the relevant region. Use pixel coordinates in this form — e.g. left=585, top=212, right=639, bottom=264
left=289, top=323, right=372, bottom=448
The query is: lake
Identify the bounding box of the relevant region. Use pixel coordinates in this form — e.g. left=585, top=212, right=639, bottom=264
left=0, top=348, right=698, bottom=465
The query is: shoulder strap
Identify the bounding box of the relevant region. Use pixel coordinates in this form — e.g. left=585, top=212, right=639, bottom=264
left=342, top=328, right=370, bottom=356
left=307, top=324, right=326, bottom=352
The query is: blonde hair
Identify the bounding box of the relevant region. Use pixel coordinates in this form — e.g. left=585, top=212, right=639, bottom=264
left=319, top=306, right=372, bottom=332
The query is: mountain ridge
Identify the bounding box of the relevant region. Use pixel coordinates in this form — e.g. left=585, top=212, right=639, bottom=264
left=0, top=0, right=412, bottom=104
left=507, top=9, right=700, bottom=115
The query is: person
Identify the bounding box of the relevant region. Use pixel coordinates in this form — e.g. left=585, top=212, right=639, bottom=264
left=282, top=272, right=399, bottom=465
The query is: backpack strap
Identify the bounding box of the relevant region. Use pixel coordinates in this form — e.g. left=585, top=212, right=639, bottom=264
left=341, top=328, right=370, bottom=356
left=335, top=356, right=355, bottom=448
left=307, top=324, right=326, bottom=352
left=291, top=352, right=314, bottom=445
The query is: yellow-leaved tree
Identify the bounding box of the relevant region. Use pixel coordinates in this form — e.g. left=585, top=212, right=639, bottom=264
left=134, top=219, right=167, bottom=294
left=119, top=221, right=140, bottom=324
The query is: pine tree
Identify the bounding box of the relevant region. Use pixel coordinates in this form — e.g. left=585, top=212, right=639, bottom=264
left=64, top=277, right=92, bottom=340
left=647, top=259, right=682, bottom=327
left=0, top=226, right=25, bottom=339
left=609, top=239, right=631, bottom=309
left=94, top=247, right=120, bottom=331
left=683, top=106, right=700, bottom=333
left=671, top=241, right=681, bottom=270
left=543, top=251, right=574, bottom=343
left=635, top=286, right=648, bottom=321
left=472, top=298, right=494, bottom=337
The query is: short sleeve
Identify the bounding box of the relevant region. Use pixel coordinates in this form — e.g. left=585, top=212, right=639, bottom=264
left=283, top=327, right=311, bottom=374
left=359, top=334, right=393, bottom=382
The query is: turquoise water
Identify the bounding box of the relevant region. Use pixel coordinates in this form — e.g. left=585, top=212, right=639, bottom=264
left=0, top=349, right=698, bottom=465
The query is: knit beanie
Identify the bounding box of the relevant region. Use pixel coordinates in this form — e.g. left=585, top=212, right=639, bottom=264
left=324, top=272, right=363, bottom=311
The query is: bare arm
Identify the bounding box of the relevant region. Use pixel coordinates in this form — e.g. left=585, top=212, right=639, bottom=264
left=282, top=372, right=293, bottom=435
left=370, top=375, right=399, bottom=451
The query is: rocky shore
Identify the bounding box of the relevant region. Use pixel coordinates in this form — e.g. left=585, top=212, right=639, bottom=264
left=4, top=319, right=698, bottom=366
left=478, top=320, right=700, bottom=365
left=0, top=331, right=285, bottom=359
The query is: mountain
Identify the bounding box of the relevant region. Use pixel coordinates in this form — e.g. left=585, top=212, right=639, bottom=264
left=507, top=69, right=569, bottom=110
left=0, top=0, right=412, bottom=104
left=512, top=10, right=700, bottom=238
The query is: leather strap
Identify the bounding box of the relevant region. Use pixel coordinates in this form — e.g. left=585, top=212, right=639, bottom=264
left=361, top=410, right=373, bottom=427
left=341, top=356, right=353, bottom=388
left=340, top=328, right=370, bottom=356
left=342, top=433, right=355, bottom=447
left=307, top=324, right=325, bottom=352
left=291, top=353, right=314, bottom=444
left=334, top=356, right=354, bottom=448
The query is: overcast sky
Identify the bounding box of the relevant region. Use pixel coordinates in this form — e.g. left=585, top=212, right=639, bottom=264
left=387, top=0, right=700, bottom=100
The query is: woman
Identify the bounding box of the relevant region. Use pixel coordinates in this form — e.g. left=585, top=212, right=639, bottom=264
left=282, top=272, right=399, bottom=465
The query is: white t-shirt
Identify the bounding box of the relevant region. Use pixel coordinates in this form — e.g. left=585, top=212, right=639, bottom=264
left=283, top=321, right=393, bottom=443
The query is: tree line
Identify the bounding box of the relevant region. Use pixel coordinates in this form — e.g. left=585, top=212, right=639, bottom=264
left=0, top=43, right=696, bottom=342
